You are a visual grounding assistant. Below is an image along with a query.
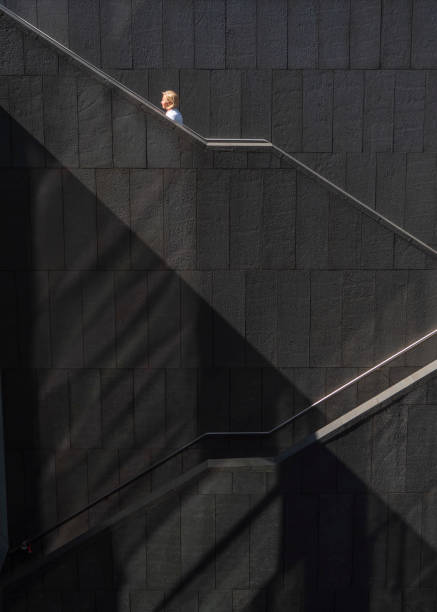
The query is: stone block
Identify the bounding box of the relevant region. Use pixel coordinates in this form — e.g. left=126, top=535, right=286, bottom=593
left=82, top=271, right=116, bottom=368
left=194, top=0, right=225, bottom=69
left=318, top=494, right=354, bottom=588
left=133, top=368, right=165, bottom=448
left=233, top=590, right=266, bottom=611
left=301, top=444, right=336, bottom=493
left=225, top=0, right=256, bottom=68
left=163, top=169, right=196, bottom=268
left=70, top=369, right=102, bottom=449
left=287, top=0, right=317, bottom=68
left=361, top=217, right=395, bottom=270
left=262, top=170, right=296, bottom=268
left=29, top=169, right=64, bottom=268
left=341, top=270, right=375, bottom=366
left=197, top=169, right=229, bottom=269
left=245, top=271, right=277, bottom=365
left=26, top=591, right=62, bottom=612
left=394, top=237, right=427, bottom=269
left=112, top=514, right=146, bottom=588
left=283, top=493, right=318, bottom=588
left=198, top=368, right=230, bottom=433
left=199, top=591, right=232, bottom=612
left=324, top=367, right=358, bottom=421
left=328, top=196, right=361, bottom=269
left=277, top=271, right=310, bottom=367
left=0, top=169, right=30, bottom=270
left=374, top=271, right=407, bottom=360
left=112, top=91, right=147, bottom=168
left=6, top=0, right=37, bottom=22
left=249, top=495, right=281, bottom=586
left=43, top=76, right=79, bottom=167
left=371, top=405, right=407, bottom=492
left=24, top=35, right=58, bottom=75
left=130, top=591, right=166, bottom=612
left=333, top=71, right=364, bottom=151
left=87, top=448, right=119, bottom=526
left=63, top=168, right=98, bottom=270
left=375, top=152, right=406, bottom=225
left=303, top=71, right=333, bottom=152
left=0, top=272, right=19, bottom=367
left=96, top=168, right=130, bottom=269
left=394, top=71, right=425, bottom=151
left=272, top=70, right=302, bottom=152
left=405, top=270, right=437, bottom=347
left=56, top=448, right=88, bottom=519
left=242, top=70, right=271, bottom=139
left=310, top=272, right=343, bottom=366
left=78, top=534, right=114, bottom=589
left=0, top=100, right=10, bottom=167
left=9, top=76, right=45, bottom=166
left=386, top=493, right=422, bottom=588
left=335, top=420, right=372, bottom=491
left=424, top=72, right=437, bottom=149
left=318, top=0, right=349, bottom=69
left=257, top=0, right=286, bottom=68
left=411, top=0, right=437, bottom=68
left=406, top=406, right=437, bottom=492
left=353, top=493, right=388, bottom=586
left=181, top=494, right=215, bottom=589
left=213, top=271, right=245, bottom=366
left=49, top=270, right=83, bottom=367
left=180, top=271, right=213, bottom=367
left=114, top=271, right=148, bottom=368
left=34, top=369, right=69, bottom=451
left=229, top=368, right=262, bottom=431
left=229, top=170, right=262, bottom=269
left=100, top=0, right=132, bottom=69
left=180, top=69, right=210, bottom=135
left=210, top=70, right=241, bottom=138
left=213, top=151, right=247, bottom=168
left=381, top=0, right=412, bottom=68
left=130, top=169, right=164, bottom=268
left=77, top=78, right=112, bottom=168
left=163, top=0, right=194, bottom=68
left=166, top=369, right=197, bottom=446
left=132, top=0, right=162, bottom=68
left=402, top=590, right=437, bottom=612
left=350, top=0, right=381, bottom=68
left=0, top=15, right=24, bottom=75
left=215, top=494, right=250, bottom=589
left=101, top=368, right=135, bottom=449
left=364, top=71, right=395, bottom=152
left=147, top=271, right=180, bottom=368
left=37, top=0, right=68, bottom=45
left=146, top=493, right=181, bottom=588
left=16, top=271, right=51, bottom=367
left=68, top=0, right=100, bottom=65
left=405, top=153, right=437, bottom=247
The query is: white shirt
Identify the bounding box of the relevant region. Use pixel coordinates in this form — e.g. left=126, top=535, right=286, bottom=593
left=165, top=108, right=183, bottom=125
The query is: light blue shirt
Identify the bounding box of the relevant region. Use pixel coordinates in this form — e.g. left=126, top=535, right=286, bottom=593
left=166, top=108, right=183, bottom=125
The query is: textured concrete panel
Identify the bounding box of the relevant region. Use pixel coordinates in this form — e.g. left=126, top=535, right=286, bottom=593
left=6, top=0, right=37, bottom=22
left=130, top=591, right=165, bottom=612
left=277, top=271, right=310, bottom=367
left=17, top=270, right=51, bottom=367
left=272, top=70, right=302, bottom=152
left=262, top=170, right=296, bottom=268
left=333, top=71, right=363, bottom=151
left=198, top=368, right=230, bottom=432
left=163, top=0, right=194, bottom=68
left=100, top=0, right=132, bottom=69
left=69, top=0, right=100, bottom=65
left=96, top=169, right=130, bottom=269
left=310, top=272, right=343, bottom=366
left=87, top=448, right=119, bottom=525
left=328, top=196, right=361, bottom=269
left=210, top=70, right=241, bottom=138
left=69, top=369, right=102, bottom=449
left=364, top=71, right=395, bottom=152
left=213, top=271, right=245, bottom=366
left=394, top=71, right=425, bottom=151
left=406, top=270, right=437, bottom=353
left=112, top=514, right=147, bottom=588
left=406, top=406, right=437, bottom=492
left=226, top=0, right=256, bottom=68
left=194, top=0, right=225, bottom=69
left=114, top=271, right=148, bottom=368
left=0, top=97, right=10, bottom=168
left=146, top=494, right=181, bottom=587
left=303, top=71, right=333, bottom=152
left=101, top=369, right=135, bottom=450
left=166, top=369, right=197, bottom=446
left=132, top=0, right=163, bottom=69
left=9, top=76, right=45, bottom=167
left=78, top=78, right=112, bottom=168
left=287, top=0, right=317, bottom=68
left=215, top=494, right=250, bottom=589
left=82, top=271, right=116, bottom=368
left=229, top=170, right=262, bottom=269
left=257, top=0, right=286, bottom=68
left=133, top=369, right=165, bottom=448
left=43, top=76, right=79, bottom=167
left=346, top=153, right=376, bottom=207
left=405, top=154, right=437, bottom=247
left=37, top=0, right=68, bottom=45
left=295, top=175, right=329, bottom=268
left=181, top=494, right=215, bottom=589
left=29, top=169, right=64, bottom=269
left=229, top=368, right=262, bottom=431
left=246, top=271, right=276, bottom=365
left=371, top=406, right=407, bottom=492
left=130, top=169, right=164, bottom=267
left=353, top=493, right=388, bottom=586
left=386, top=494, right=422, bottom=588
left=180, top=270, right=212, bottom=367
left=412, top=0, right=437, bottom=68
left=163, top=169, right=196, bottom=268
left=148, top=272, right=180, bottom=368
left=242, top=70, right=271, bottom=139
left=112, top=90, right=147, bottom=168
left=35, top=369, right=69, bottom=451
left=318, top=0, right=349, bottom=69
left=424, top=71, right=437, bottom=150
left=146, top=116, right=182, bottom=168
left=283, top=493, right=318, bottom=587
left=374, top=271, right=407, bottom=360
left=197, top=169, right=229, bottom=269
left=0, top=272, right=19, bottom=367
left=0, top=170, right=30, bottom=271
left=381, top=0, right=412, bottom=68
left=24, top=35, right=58, bottom=75
left=250, top=496, right=282, bottom=586
left=56, top=449, right=88, bottom=520
left=350, top=0, right=381, bottom=68
left=0, top=15, right=24, bottom=75
left=376, top=152, right=406, bottom=225
left=318, top=494, right=354, bottom=587
left=180, top=69, right=210, bottom=135
left=342, top=271, right=375, bottom=366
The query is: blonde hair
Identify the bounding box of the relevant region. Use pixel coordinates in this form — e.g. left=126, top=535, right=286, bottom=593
left=161, top=90, right=179, bottom=109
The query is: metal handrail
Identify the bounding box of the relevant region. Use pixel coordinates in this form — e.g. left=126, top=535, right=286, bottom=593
left=10, top=328, right=437, bottom=555
left=1, top=4, right=437, bottom=258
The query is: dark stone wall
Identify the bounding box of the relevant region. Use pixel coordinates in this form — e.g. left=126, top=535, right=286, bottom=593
left=3, top=372, right=437, bottom=611
left=0, top=14, right=436, bottom=558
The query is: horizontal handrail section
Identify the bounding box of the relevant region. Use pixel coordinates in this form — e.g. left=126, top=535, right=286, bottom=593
left=0, top=4, right=437, bottom=259
left=10, top=328, right=437, bottom=555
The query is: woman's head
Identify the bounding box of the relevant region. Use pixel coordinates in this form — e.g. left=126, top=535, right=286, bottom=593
left=161, top=90, right=179, bottom=110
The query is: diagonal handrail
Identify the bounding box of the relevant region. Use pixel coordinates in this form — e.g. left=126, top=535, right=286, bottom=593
left=9, top=328, right=437, bottom=556
left=0, top=4, right=437, bottom=258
